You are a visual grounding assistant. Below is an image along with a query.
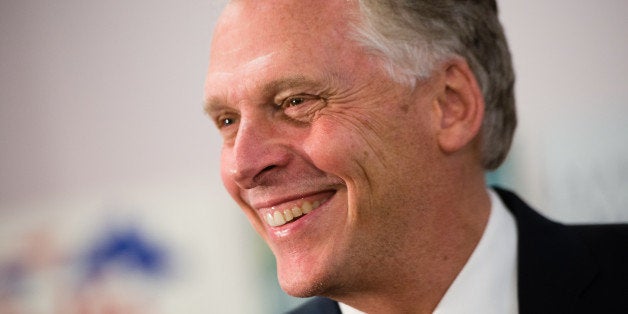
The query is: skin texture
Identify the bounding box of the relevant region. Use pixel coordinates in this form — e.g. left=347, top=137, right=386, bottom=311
left=205, top=1, right=491, bottom=312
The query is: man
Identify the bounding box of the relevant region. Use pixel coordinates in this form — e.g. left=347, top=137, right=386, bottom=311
left=204, top=0, right=628, bottom=313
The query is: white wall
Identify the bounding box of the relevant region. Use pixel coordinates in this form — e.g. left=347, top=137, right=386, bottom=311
left=1, top=0, right=627, bottom=313
left=498, top=0, right=628, bottom=222
left=0, top=0, right=223, bottom=205
left=0, top=0, right=270, bottom=313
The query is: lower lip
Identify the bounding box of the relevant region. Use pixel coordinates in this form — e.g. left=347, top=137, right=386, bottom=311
left=266, top=192, right=335, bottom=239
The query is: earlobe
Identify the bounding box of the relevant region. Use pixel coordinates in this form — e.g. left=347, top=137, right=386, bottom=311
left=436, top=59, right=485, bottom=154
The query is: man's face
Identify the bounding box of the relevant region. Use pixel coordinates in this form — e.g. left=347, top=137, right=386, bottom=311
left=205, top=0, right=444, bottom=296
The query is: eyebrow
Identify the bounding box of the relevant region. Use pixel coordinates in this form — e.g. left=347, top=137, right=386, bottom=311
left=203, top=95, right=227, bottom=117
left=204, top=75, right=329, bottom=115
left=262, top=75, right=317, bottom=95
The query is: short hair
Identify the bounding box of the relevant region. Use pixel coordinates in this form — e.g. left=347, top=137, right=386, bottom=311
left=353, top=0, right=516, bottom=169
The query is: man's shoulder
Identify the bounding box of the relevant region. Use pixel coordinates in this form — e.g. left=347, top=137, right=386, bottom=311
left=496, top=186, right=628, bottom=253
left=570, top=222, right=628, bottom=273
left=495, top=187, right=628, bottom=312
left=566, top=223, right=628, bottom=312
left=571, top=223, right=628, bottom=243
left=285, top=297, right=341, bottom=314
left=495, top=186, right=628, bottom=263
left=569, top=222, right=628, bottom=271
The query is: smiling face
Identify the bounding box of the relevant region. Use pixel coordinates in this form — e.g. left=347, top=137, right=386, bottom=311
left=205, top=0, right=449, bottom=297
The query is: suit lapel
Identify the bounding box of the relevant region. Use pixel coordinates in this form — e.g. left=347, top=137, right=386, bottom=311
left=287, top=297, right=342, bottom=314
left=495, top=188, right=599, bottom=313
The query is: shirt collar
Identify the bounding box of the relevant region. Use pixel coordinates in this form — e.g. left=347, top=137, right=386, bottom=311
left=433, top=189, right=518, bottom=314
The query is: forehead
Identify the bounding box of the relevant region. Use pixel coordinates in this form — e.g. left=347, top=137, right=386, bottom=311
left=206, top=0, right=359, bottom=80
left=213, top=1, right=354, bottom=51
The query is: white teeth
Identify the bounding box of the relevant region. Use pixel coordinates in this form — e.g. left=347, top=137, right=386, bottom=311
left=265, top=199, right=327, bottom=227
left=265, top=213, right=275, bottom=226
left=283, top=209, right=294, bottom=222
left=301, top=201, right=313, bottom=214
left=273, top=211, right=286, bottom=226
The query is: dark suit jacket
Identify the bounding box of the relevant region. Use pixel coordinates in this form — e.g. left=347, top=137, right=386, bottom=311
left=287, top=188, right=628, bottom=314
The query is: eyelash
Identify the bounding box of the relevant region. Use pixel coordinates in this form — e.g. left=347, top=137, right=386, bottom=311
left=221, top=117, right=236, bottom=126
left=277, top=95, right=311, bottom=109
left=215, top=114, right=237, bottom=129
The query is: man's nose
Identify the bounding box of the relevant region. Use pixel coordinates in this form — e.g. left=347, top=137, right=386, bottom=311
left=227, top=117, right=291, bottom=189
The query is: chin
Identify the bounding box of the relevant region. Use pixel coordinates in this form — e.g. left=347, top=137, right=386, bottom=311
left=276, top=260, right=339, bottom=298
left=278, top=274, right=329, bottom=298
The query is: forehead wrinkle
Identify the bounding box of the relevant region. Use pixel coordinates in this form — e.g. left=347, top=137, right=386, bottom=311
left=209, top=52, right=275, bottom=78
left=205, top=52, right=275, bottom=107
left=239, top=52, right=275, bottom=73
left=262, top=76, right=316, bottom=95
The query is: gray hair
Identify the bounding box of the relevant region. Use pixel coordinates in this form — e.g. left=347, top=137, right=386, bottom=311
left=353, top=0, right=516, bottom=170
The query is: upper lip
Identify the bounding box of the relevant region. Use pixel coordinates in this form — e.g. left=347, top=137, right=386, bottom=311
left=248, top=189, right=336, bottom=210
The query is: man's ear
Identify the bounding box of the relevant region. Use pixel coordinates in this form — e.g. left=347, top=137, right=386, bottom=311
left=434, top=58, right=485, bottom=154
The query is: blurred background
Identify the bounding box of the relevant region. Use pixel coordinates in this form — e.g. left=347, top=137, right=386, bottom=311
left=1, top=0, right=626, bottom=313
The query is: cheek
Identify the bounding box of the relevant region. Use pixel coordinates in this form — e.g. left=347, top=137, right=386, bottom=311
left=305, top=109, right=396, bottom=174
left=304, top=120, right=365, bottom=177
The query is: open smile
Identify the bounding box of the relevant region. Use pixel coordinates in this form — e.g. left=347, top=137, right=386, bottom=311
left=258, top=191, right=335, bottom=227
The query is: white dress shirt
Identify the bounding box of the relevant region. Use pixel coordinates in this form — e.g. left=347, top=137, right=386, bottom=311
left=339, top=189, right=518, bottom=314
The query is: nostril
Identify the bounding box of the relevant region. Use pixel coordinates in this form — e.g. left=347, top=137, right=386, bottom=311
left=261, top=165, right=276, bottom=173
left=251, top=165, right=277, bottom=185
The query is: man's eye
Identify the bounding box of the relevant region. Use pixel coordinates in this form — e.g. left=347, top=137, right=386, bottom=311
left=278, top=95, right=321, bottom=109
left=287, top=97, right=305, bottom=107
left=278, top=96, right=307, bottom=108
left=218, top=116, right=236, bottom=128
left=274, top=94, right=326, bottom=123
